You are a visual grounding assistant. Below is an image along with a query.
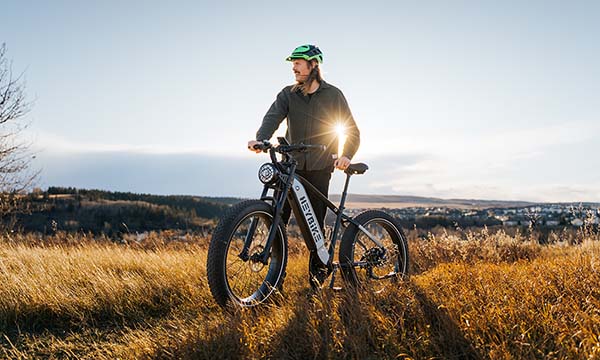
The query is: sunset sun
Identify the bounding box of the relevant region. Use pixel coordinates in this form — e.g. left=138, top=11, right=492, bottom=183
left=336, top=123, right=347, bottom=155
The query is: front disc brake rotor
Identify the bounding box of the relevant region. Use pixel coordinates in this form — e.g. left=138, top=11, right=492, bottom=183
left=249, top=244, right=266, bottom=272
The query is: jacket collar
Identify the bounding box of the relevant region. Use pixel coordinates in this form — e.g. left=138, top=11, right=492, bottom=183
left=315, top=80, right=330, bottom=93
left=292, top=80, right=330, bottom=96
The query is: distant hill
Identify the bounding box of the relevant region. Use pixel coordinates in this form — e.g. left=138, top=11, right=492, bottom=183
left=331, top=193, right=535, bottom=209
left=9, top=188, right=596, bottom=236
left=330, top=193, right=600, bottom=209
left=7, top=187, right=242, bottom=236
left=198, top=196, right=247, bottom=206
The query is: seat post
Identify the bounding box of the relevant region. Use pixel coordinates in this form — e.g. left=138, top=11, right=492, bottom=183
left=338, top=173, right=352, bottom=211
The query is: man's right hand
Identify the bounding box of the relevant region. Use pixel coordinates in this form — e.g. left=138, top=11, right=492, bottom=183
left=247, top=140, right=262, bottom=153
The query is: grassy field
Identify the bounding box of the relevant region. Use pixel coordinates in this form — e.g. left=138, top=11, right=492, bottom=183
left=1, top=229, right=599, bottom=359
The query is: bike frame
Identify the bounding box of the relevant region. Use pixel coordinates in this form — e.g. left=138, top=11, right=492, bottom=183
left=239, top=143, right=386, bottom=269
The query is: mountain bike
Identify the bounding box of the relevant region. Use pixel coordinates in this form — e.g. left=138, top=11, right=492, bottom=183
left=206, top=138, right=409, bottom=307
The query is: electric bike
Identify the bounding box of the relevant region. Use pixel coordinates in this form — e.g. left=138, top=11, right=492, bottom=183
left=206, top=138, right=409, bottom=307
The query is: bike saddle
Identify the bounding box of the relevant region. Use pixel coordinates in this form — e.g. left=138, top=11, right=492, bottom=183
left=345, top=163, right=369, bottom=175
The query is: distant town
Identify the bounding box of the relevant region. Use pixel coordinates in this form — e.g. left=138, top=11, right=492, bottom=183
left=345, top=203, right=600, bottom=229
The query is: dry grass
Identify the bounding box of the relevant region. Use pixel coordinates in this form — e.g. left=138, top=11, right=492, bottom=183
left=1, top=230, right=599, bottom=359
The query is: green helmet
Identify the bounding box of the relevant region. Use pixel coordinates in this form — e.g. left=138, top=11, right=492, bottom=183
left=286, top=44, right=323, bottom=64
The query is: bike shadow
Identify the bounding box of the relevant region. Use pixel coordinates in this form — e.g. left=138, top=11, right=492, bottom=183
left=167, top=309, right=247, bottom=360
left=268, top=280, right=483, bottom=359
left=174, top=278, right=482, bottom=359
left=268, top=287, right=333, bottom=359
left=404, top=280, right=483, bottom=359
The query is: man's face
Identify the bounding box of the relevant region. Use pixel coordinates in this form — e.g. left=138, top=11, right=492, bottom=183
left=292, top=59, right=312, bottom=83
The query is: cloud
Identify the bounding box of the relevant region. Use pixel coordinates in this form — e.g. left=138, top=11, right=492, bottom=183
left=361, top=120, right=600, bottom=163
left=521, top=184, right=600, bottom=203
left=28, top=130, right=233, bottom=156
left=32, top=149, right=600, bottom=202
left=28, top=126, right=600, bottom=202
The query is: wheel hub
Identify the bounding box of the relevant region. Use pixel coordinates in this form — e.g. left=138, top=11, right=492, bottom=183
left=249, top=244, right=266, bottom=272
left=361, top=247, right=387, bottom=267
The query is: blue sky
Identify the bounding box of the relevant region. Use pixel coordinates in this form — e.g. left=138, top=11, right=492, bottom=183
left=2, top=1, right=599, bottom=202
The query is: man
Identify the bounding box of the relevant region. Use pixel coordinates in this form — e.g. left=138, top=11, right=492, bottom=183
left=247, top=44, right=360, bottom=287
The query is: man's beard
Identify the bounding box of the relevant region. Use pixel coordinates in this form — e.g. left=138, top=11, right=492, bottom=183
left=295, top=75, right=307, bottom=84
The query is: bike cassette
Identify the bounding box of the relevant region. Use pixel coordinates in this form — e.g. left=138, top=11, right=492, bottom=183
left=361, top=247, right=387, bottom=267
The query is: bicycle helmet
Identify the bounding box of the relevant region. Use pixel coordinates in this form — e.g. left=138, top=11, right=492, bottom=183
left=286, top=44, right=323, bottom=64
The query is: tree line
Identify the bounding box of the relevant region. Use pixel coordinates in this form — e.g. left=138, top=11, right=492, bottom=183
left=6, top=187, right=238, bottom=236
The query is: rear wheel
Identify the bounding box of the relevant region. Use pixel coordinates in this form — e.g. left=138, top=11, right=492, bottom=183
left=207, top=200, right=287, bottom=307
left=339, top=210, right=409, bottom=292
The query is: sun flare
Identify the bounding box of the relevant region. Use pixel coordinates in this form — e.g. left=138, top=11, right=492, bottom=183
left=336, top=123, right=347, bottom=155
left=335, top=124, right=345, bottom=138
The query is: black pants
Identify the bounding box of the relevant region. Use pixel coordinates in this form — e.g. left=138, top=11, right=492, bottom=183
left=282, top=168, right=332, bottom=230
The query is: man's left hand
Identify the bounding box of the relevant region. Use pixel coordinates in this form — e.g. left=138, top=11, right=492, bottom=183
left=334, top=156, right=351, bottom=171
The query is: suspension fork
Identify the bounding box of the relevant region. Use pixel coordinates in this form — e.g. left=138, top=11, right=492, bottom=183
left=238, top=186, right=270, bottom=261
left=257, top=163, right=296, bottom=264
left=238, top=216, right=260, bottom=261
left=237, top=163, right=296, bottom=265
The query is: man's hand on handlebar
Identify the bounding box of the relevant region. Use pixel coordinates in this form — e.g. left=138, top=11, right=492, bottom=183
left=247, top=140, right=263, bottom=153
left=334, top=156, right=351, bottom=171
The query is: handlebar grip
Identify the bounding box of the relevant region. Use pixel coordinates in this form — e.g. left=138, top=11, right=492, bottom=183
left=251, top=140, right=271, bottom=151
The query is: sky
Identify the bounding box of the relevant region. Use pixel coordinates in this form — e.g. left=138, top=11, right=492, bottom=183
left=2, top=0, right=599, bottom=202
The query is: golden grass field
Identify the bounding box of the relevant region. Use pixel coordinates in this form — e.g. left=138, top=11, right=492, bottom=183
left=1, top=229, right=599, bottom=359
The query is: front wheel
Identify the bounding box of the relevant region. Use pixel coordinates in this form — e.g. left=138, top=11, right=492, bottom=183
left=339, top=210, right=409, bottom=292
left=207, top=200, right=287, bottom=307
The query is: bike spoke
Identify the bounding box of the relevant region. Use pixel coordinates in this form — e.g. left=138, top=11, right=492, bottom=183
left=348, top=217, right=406, bottom=293
left=228, top=261, right=247, bottom=277
left=355, top=238, right=368, bottom=252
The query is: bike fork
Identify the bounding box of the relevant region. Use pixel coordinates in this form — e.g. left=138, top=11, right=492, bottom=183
left=238, top=216, right=259, bottom=261
left=240, top=164, right=296, bottom=265
left=237, top=186, right=270, bottom=261
left=259, top=169, right=295, bottom=264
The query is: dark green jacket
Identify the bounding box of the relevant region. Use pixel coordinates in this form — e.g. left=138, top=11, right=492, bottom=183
left=256, top=80, right=360, bottom=171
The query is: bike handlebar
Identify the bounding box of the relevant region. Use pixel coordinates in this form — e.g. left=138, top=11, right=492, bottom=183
left=251, top=141, right=270, bottom=152
left=252, top=141, right=326, bottom=154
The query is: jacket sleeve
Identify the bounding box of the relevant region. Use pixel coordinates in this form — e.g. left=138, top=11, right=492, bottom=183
left=339, top=93, right=360, bottom=160
left=256, top=88, right=289, bottom=141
